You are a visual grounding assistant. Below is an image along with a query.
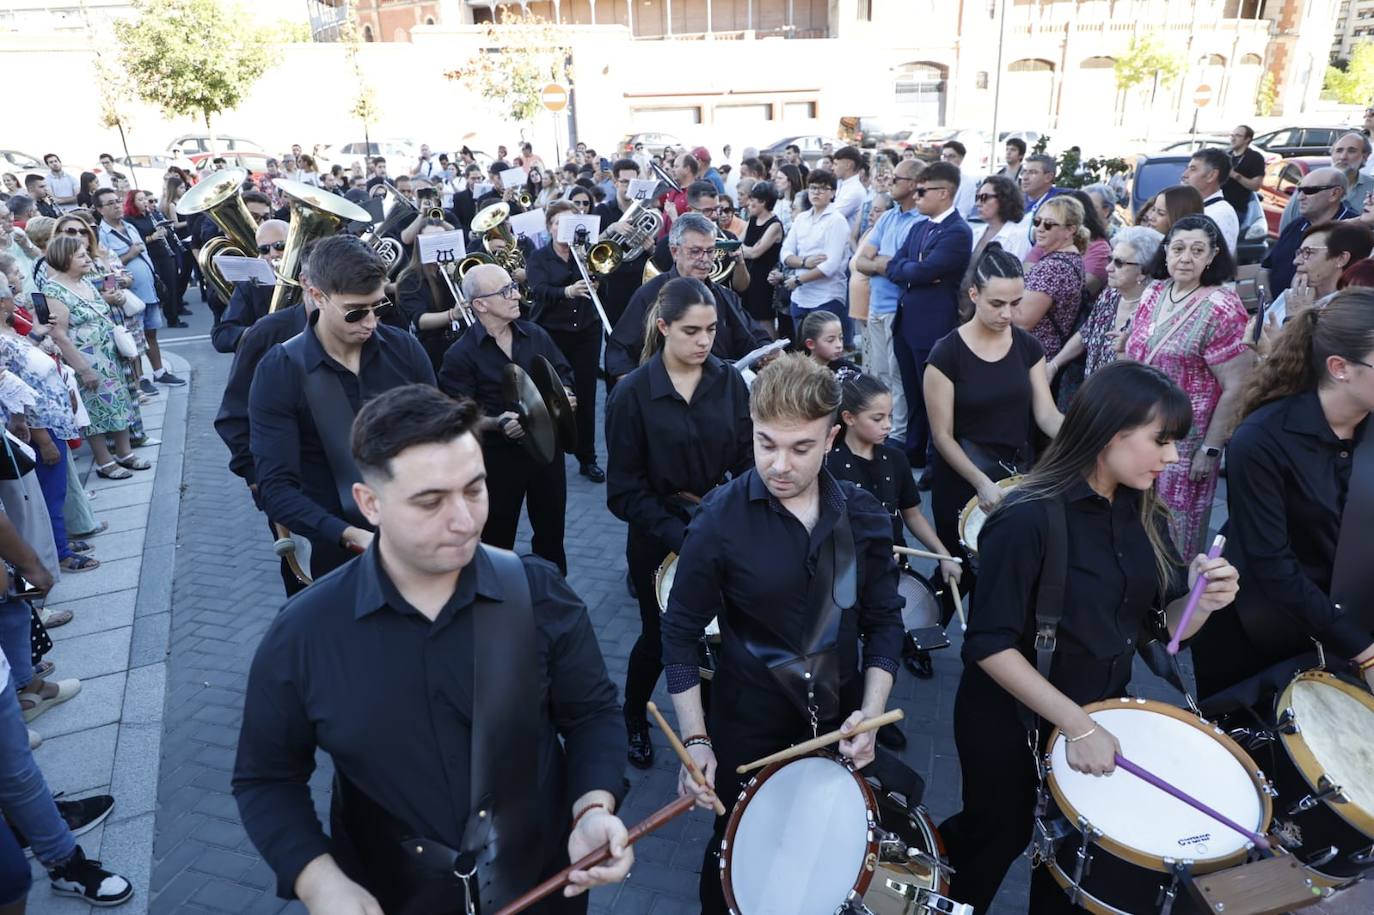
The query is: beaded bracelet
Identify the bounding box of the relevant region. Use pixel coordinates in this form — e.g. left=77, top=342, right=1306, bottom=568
left=683, top=736, right=714, bottom=750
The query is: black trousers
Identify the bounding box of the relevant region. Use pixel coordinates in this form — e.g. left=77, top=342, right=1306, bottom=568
left=893, top=336, right=931, bottom=466
left=482, top=438, right=567, bottom=575
left=548, top=324, right=601, bottom=465
left=624, top=533, right=668, bottom=726
left=930, top=457, right=978, bottom=625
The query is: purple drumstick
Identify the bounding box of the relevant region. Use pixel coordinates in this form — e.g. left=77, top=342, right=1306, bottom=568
left=1166, top=534, right=1226, bottom=655
left=1114, top=753, right=1270, bottom=850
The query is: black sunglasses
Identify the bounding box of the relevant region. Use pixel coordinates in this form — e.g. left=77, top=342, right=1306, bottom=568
left=1109, top=257, right=1139, bottom=268
left=914, top=185, right=951, bottom=198
left=256, top=241, right=286, bottom=254
left=342, top=300, right=393, bottom=323
left=974, top=193, right=995, bottom=203
left=1031, top=217, right=1062, bottom=229
left=1297, top=184, right=1341, bottom=196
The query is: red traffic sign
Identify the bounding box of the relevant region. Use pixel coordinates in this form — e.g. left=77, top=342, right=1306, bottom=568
left=1194, top=84, right=1214, bottom=108
left=542, top=83, right=568, bottom=112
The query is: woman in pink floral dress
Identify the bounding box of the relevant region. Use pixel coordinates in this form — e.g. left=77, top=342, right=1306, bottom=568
left=1125, top=215, right=1255, bottom=556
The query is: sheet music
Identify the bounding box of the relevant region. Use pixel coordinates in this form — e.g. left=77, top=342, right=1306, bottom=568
left=213, top=255, right=277, bottom=285
left=418, top=230, right=467, bottom=264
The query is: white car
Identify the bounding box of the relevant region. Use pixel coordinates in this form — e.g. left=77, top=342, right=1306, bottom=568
left=316, top=139, right=422, bottom=172
left=97, top=154, right=176, bottom=193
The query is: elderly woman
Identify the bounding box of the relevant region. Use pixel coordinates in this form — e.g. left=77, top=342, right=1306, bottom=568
left=38, top=236, right=149, bottom=480
left=1015, top=194, right=1087, bottom=362
left=1049, top=225, right=1164, bottom=387
left=1083, top=182, right=1122, bottom=237
left=1123, top=214, right=1254, bottom=555
left=970, top=174, right=1028, bottom=261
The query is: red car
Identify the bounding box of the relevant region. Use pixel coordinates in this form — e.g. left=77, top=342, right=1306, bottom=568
left=1259, top=156, right=1331, bottom=240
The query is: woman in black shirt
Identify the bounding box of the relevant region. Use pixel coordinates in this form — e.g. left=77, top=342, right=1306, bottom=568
left=924, top=245, right=1061, bottom=609
left=605, top=277, right=753, bottom=769
left=1191, top=290, right=1374, bottom=701
left=941, top=361, right=1240, bottom=913
left=394, top=218, right=464, bottom=372
left=740, top=181, right=783, bottom=335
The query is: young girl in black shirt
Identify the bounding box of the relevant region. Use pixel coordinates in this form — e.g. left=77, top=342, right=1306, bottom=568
left=799, top=309, right=859, bottom=381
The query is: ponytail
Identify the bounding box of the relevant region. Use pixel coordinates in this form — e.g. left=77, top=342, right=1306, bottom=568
left=839, top=373, right=890, bottom=426
left=639, top=276, right=716, bottom=365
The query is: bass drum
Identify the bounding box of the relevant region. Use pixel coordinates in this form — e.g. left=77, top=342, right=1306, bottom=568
left=957, top=475, right=1022, bottom=558
left=1038, top=698, right=1273, bottom=914
left=655, top=553, right=719, bottom=680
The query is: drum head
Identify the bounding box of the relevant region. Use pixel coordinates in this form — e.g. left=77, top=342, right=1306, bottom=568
left=1281, top=672, right=1374, bottom=833
left=898, top=568, right=941, bottom=631
left=1048, top=701, right=1268, bottom=870
left=724, top=755, right=874, bottom=914
left=957, top=475, right=1021, bottom=556
left=654, top=554, right=677, bottom=613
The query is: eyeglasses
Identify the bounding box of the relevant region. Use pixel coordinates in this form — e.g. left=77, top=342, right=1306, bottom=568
left=891, top=176, right=917, bottom=185
left=472, top=282, right=521, bottom=301
left=914, top=185, right=951, bottom=198
left=1295, top=245, right=1329, bottom=260
left=60, top=227, right=86, bottom=236
left=257, top=241, right=286, bottom=254
left=679, top=245, right=715, bottom=261
left=974, top=193, right=996, bottom=203
left=1031, top=218, right=1062, bottom=229
left=806, top=185, right=833, bottom=194
left=340, top=299, right=393, bottom=323
left=1109, top=257, right=1139, bottom=268
left=1297, top=185, right=1341, bottom=196
left=695, top=206, right=720, bottom=216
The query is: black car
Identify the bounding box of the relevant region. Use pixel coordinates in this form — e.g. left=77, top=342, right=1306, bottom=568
left=1250, top=126, right=1346, bottom=159
left=761, top=135, right=843, bottom=165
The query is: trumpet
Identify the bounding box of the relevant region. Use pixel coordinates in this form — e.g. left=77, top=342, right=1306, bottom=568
left=514, top=188, right=533, bottom=209
left=587, top=200, right=663, bottom=275
left=571, top=225, right=615, bottom=335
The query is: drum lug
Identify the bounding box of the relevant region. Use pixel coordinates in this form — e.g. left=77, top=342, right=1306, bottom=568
left=1350, top=843, right=1374, bottom=866
left=1276, top=707, right=1301, bottom=735
left=1303, top=846, right=1340, bottom=870
left=1289, top=778, right=1346, bottom=815
left=912, top=888, right=975, bottom=915
left=1031, top=817, right=1068, bottom=866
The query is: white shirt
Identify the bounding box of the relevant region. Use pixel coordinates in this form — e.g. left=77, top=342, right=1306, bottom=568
left=953, top=173, right=978, bottom=219
left=47, top=171, right=78, bottom=212
left=1203, top=194, right=1240, bottom=258
left=834, top=173, right=867, bottom=232
left=780, top=205, right=852, bottom=310
left=969, top=217, right=1031, bottom=260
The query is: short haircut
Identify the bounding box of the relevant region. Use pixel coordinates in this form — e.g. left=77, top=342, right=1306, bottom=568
left=942, top=140, right=967, bottom=159
left=43, top=153, right=59, bottom=163
left=1190, top=148, right=1232, bottom=184
left=1112, top=225, right=1165, bottom=269
left=977, top=175, right=1024, bottom=223
left=241, top=190, right=271, bottom=208
left=833, top=146, right=864, bottom=169
left=750, top=352, right=839, bottom=425
left=877, top=148, right=900, bottom=168
left=544, top=199, right=574, bottom=229
left=1235, top=125, right=1254, bottom=142
left=1148, top=214, right=1237, bottom=285
left=678, top=154, right=701, bottom=176
left=611, top=157, right=639, bottom=176
left=1309, top=220, right=1374, bottom=266
left=785, top=144, right=801, bottom=155
left=92, top=187, right=118, bottom=208
left=1025, top=153, right=1057, bottom=177
left=748, top=180, right=778, bottom=209
left=23, top=174, right=43, bottom=189
left=6, top=195, right=33, bottom=219
left=307, top=234, right=387, bottom=296
left=686, top=180, right=718, bottom=206
left=920, top=161, right=963, bottom=188
left=806, top=169, right=838, bottom=191
left=351, top=384, right=481, bottom=481
left=45, top=233, right=86, bottom=272
left=1005, top=137, right=1027, bottom=156
left=669, top=212, right=715, bottom=246
left=742, top=156, right=765, bottom=177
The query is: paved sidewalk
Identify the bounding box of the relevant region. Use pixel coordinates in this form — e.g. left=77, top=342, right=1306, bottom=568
left=24, top=352, right=190, bottom=915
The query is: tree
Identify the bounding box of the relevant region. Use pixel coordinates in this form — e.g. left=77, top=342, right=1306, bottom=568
left=446, top=11, right=571, bottom=125
left=340, top=2, right=378, bottom=151
left=1325, top=42, right=1374, bottom=104
left=1256, top=71, right=1277, bottom=117
left=1035, top=137, right=1130, bottom=190
left=114, top=0, right=285, bottom=154
left=1113, top=33, right=1184, bottom=125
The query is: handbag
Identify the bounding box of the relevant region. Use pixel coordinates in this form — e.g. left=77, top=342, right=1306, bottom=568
left=120, top=290, right=147, bottom=317
left=111, top=325, right=139, bottom=359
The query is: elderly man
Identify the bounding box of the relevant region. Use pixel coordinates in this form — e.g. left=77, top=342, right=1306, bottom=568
left=1263, top=167, right=1357, bottom=294
left=1267, top=221, right=1374, bottom=327
left=212, top=218, right=289, bottom=353
left=1280, top=131, right=1374, bottom=233
left=1181, top=148, right=1239, bottom=256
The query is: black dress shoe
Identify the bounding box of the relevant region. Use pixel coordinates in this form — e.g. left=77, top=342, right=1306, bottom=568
left=904, top=650, right=935, bottom=680
left=877, top=723, right=908, bottom=751
left=178, top=305, right=192, bottom=316
left=627, top=720, right=654, bottom=769
left=580, top=461, right=606, bottom=483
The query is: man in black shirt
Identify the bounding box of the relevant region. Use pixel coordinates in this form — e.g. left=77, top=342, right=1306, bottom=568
left=663, top=354, right=903, bottom=915
left=592, top=159, right=657, bottom=349
left=234, top=384, right=631, bottom=915
left=607, top=213, right=767, bottom=379
left=249, top=235, right=435, bottom=580
left=440, top=263, right=576, bottom=573
left=211, top=218, right=287, bottom=353
left=451, top=165, right=481, bottom=236
left=475, top=162, right=527, bottom=216
left=1222, top=124, right=1266, bottom=223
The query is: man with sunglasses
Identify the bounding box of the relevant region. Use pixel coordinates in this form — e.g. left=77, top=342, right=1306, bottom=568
left=212, top=219, right=289, bottom=353
left=439, top=263, right=576, bottom=574
left=250, top=235, right=436, bottom=580
left=1279, top=131, right=1374, bottom=235
left=1262, top=167, right=1357, bottom=296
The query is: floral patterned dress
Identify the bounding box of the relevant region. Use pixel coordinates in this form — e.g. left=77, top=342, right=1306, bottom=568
left=1124, top=281, right=1249, bottom=555
left=1024, top=250, right=1084, bottom=360
left=40, top=278, right=133, bottom=435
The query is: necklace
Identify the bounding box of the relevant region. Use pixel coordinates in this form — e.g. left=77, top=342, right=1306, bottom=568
left=1149, top=282, right=1202, bottom=336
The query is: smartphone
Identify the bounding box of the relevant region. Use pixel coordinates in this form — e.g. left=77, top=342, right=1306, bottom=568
left=28, top=292, right=49, bottom=325
left=102, top=275, right=117, bottom=293
left=1251, top=284, right=1268, bottom=346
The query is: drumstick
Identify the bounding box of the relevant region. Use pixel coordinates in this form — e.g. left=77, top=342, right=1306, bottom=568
left=492, top=795, right=696, bottom=915
left=894, top=545, right=962, bottom=564
left=735, top=709, right=905, bottom=774
left=1166, top=534, right=1225, bottom=655
left=1114, top=753, right=1271, bottom=851
left=948, top=576, right=967, bottom=631
left=646, top=701, right=727, bottom=815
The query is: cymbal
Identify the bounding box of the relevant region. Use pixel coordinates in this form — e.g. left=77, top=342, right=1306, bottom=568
left=530, top=355, right=577, bottom=455
left=500, top=364, right=557, bottom=464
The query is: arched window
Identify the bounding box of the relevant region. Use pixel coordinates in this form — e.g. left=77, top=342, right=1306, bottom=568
left=1199, top=53, right=1227, bottom=66
left=893, top=61, right=949, bottom=125
left=1009, top=58, right=1055, bottom=73
left=362, top=24, right=374, bottom=41
left=1081, top=56, right=1115, bottom=70
left=425, top=16, right=435, bottom=25
left=1240, top=53, right=1262, bottom=65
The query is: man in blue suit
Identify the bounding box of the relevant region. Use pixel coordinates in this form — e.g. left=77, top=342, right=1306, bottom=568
left=885, top=161, right=972, bottom=468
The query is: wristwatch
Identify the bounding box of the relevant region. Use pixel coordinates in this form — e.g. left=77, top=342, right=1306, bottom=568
left=1199, top=445, right=1222, bottom=458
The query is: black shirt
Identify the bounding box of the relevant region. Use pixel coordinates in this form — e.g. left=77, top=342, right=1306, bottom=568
left=438, top=318, right=573, bottom=420
left=1222, top=147, right=1265, bottom=221
left=827, top=438, right=920, bottom=547
left=661, top=469, right=904, bottom=694
left=249, top=313, right=436, bottom=548
left=524, top=243, right=600, bottom=334
left=963, top=481, right=1187, bottom=705
left=232, top=545, right=624, bottom=898
left=394, top=269, right=461, bottom=373
left=605, top=353, right=753, bottom=554
left=926, top=326, right=1044, bottom=456
left=451, top=189, right=477, bottom=236
left=1224, top=390, right=1372, bottom=658
left=212, top=281, right=273, bottom=353
left=215, top=304, right=308, bottom=486
left=605, top=268, right=768, bottom=378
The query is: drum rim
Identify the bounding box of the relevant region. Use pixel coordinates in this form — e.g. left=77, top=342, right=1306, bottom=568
left=880, top=797, right=952, bottom=896
left=1042, top=856, right=1139, bottom=915
left=653, top=552, right=678, bottom=614
left=897, top=566, right=944, bottom=631
left=956, top=474, right=1022, bottom=557
left=1044, top=697, right=1274, bottom=874
left=720, top=750, right=880, bottom=912
left=1276, top=670, right=1374, bottom=839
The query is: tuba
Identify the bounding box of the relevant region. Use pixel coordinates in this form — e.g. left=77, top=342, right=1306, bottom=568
left=587, top=199, right=663, bottom=275
left=269, top=179, right=372, bottom=313
left=361, top=183, right=417, bottom=276
left=175, top=168, right=256, bottom=303
left=472, top=202, right=525, bottom=276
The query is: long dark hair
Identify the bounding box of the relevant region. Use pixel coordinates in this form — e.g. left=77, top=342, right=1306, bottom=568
left=395, top=217, right=455, bottom=313
left=641, top=276, right=715, bottom=364
left=839, top=373, right=890, bottom=427
left=999, top=361, right=1192, bottom=590
left=1068, top=189, right=1110, bottom=243
left=1240, top=288, right=1374, bottom=417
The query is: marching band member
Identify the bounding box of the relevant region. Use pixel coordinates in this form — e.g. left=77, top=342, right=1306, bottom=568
left=1192, top=290, right=1374, bottom=700
left=250, top=236, right=435, bottom=581
left=211, top=218, right=288, bottom=353
left=939, top=361, right=1238, bottom=913
left=439, top=263, right=575, bottom=574
left=395, top=218, right=464, bottom=373
left=605, top=277, right=753, bottom=769
left=662, top=353, right=903, bottom=915
left=234, top=383, right=631, bottom=915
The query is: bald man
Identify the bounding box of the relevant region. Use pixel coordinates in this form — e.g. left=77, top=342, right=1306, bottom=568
left=212, top=218, right=289, bottom=353
left=1262, top=166, right=1357, bottom=295
left=1279, top=131, right=1374, bottom=233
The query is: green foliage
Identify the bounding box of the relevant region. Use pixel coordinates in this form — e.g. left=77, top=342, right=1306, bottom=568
left=1256, top=71, right=1277, bottom=117
left=1036, top=137, right=1130, bottom=190
left=1113, top=33, right=1184, bottom=95
left=446, top=11, right=571, bottom=124
left=1324, top=42, right=1374, bottom=104
left=339, top=3, right=377, bottom=131
left=114, top=0, right=282, bottom=127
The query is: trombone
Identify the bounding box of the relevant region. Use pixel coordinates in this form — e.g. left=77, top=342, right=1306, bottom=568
left=432, top=248, right=476, bottom=329
left=649, top=160, right=682, bottom=194
left=570, top=225, right=614, bottom=335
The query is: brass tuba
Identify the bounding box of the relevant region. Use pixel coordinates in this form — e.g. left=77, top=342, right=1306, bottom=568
left=472, top=202, right=525, bottom=276
left=361, top=183, right=417, bottom=276
left=268, top=178, right=372, bottom=313
left=175, top=168, right=256, bottom=303
left=587, top=199, right=663, bottom=275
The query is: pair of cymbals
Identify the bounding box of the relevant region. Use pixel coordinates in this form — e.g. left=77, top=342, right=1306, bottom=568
left=500, top=356, right=577, bottom=464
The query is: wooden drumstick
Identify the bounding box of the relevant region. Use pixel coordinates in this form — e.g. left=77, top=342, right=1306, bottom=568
left=735, top=709, right=905, bottom=774
left=948, top=576, right=967, bottom=631
left=894, top=545, right=962, bottom=564
left=646, top=701, right=727, bottom=815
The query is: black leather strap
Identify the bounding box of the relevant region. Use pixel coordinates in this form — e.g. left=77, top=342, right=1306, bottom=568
left=1019, top=497, right=1067, bottom=730
left=282, top=334, right=367, bottom=530
left=1331, top=422, right=1374, bottom=636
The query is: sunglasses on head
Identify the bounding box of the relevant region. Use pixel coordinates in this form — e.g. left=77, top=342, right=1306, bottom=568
left=341, top=300, right=393, bottom=323
left=257, top=241, right=286, bottom=254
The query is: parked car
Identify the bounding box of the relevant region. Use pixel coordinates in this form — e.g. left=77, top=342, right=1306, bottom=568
left=761, top=135, right=843, bottom=165
left=1250, top=127, right=1345, bottom=159
left=1156, top=138, right=1282, bottom=168
left=1125, top=153, right=1267, bottom=264
left=617, top=132, right=683, bottom=157
left=190, top=151, right=272, bottom=184
left=838, top=116, right=918, bottom=148
left=167, top=134, right=264, bottom=155
left=1258, top=156, right=1332, bottom=240
left=316, top=139, right=421, bottom=171
left=0, top=150, right=41, bottom=173
left=100, top=154, right=176, bottom=192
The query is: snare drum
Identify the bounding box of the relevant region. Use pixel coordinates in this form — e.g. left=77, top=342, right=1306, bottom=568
left=1267, top=670, right=1374, bottom=879
left=957, top=475, right=1022, bottom=557
left=721, top=752, right=965, bottom=915
left=1038, top=698, right=1273, bottom=914
left=897, top=567, right=948, bottom=654
left=655, top=553, right=719, bottom=679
